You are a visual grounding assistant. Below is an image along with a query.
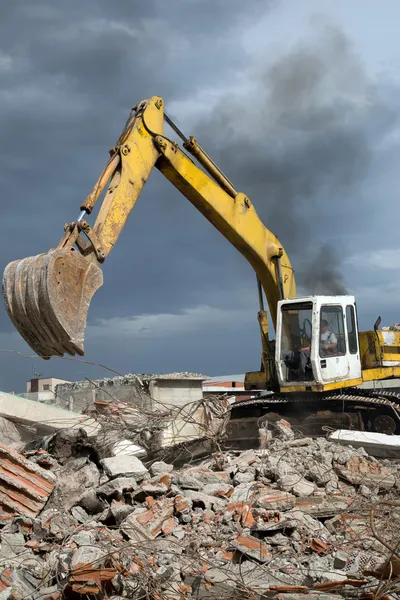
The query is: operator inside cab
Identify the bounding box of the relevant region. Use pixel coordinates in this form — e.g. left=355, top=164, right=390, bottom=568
left=320, top=319, right=337, bottom=355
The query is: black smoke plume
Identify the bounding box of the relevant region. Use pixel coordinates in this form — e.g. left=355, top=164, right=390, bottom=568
left=195, top=19, right=396, bottom=294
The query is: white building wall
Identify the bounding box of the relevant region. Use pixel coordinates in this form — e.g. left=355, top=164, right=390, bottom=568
left=149, top=380, right=205, bottom=447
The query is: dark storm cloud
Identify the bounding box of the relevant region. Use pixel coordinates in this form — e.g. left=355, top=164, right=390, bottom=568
left=0, top=0, right=273, bottom=334
left=194, top=21, right=398, bottom=294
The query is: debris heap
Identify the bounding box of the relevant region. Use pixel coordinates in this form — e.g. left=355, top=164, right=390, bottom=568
left=0, top=421, right=399, bottom=599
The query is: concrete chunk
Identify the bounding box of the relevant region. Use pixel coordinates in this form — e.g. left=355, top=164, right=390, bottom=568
left=71, top=545, right=105, bottom=569
left=183, top=490, right=226, bottom=511
left=121, top=499, right=174, bottom=541
left=182, top=467, right=230, bottom=485
left=0, top=532, right=26, bottom=558
left=333, top=550, right=349, bottom=569
left=232, top=534, right=270, bottom=563
left=203, top=482, right=233, bottom=497
left=150, top=461, right=174, bottom=476
left=334, top=455, right=395, bottom=490
left=277, top=474, right=315, bottom=496
left=101, top=456, right=148, bottom=479
left=96, top=476, right=138, bottom=498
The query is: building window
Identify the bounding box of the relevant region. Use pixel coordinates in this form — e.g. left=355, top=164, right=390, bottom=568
left=346, top=305, right=358, bottom=354
left=43, top=384, right=51, bottom=391
left=320, top=306, right=345, bottom=357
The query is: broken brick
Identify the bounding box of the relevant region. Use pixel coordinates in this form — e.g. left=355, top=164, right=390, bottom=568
left=161, top=517, right=176, bottom=535
left=310, top=538, right=329, bottom=554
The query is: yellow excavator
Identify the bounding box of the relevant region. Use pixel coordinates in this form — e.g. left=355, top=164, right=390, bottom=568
left=3, top=96, right=400, bottom=439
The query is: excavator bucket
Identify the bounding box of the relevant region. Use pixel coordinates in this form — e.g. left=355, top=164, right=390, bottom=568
left=2, top=249, right=103, bottom=358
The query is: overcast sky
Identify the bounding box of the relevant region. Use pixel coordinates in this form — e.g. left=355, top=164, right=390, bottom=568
left=1, top=0, right=400, bottom=392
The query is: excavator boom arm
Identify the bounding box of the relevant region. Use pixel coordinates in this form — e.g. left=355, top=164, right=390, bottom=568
left=89, top=96, right=295, bottom=327
left=2, top=96, right=295, bottom=379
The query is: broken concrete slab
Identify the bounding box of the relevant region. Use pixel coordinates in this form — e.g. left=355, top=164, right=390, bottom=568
left=329, top=429, right=400, bottom=458
left=181, top=467, right=230, bottom=485
left=294, top=495, right=353, bottom=517
left=96, top=476, right=138, bottom=499
left=0, top=392, right=100, bottom=437
left=70, top=545, right=106, bottom=569
left=202, top=482, right=233, bottom=497
left=111, top=439, right=146, bottom=458
left=283, top=510, right=330, bottom=539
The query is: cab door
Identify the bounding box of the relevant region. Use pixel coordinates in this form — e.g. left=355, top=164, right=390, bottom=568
left=319, top=305, right=350, bottom=382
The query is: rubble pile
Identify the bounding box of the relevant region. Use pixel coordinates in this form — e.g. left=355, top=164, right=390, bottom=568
left=0, top=421, right=399, bottom=599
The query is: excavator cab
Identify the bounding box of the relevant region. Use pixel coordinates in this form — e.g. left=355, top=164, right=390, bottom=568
left=276, top=296, right=362, bottom=392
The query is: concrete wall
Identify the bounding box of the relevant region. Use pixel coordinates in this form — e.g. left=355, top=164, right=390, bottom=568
left=149, top=380, right=203, bottom=407
left=55, top=376, right=204, bottom=414
left=55, top=376, right=207, bottom=449
left=55, top=377, right=153, bottom=413
left=149, top=380, right=205, bottom=447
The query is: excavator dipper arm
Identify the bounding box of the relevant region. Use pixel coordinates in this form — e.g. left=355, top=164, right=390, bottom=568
left=2, top=96, right=296, bottom=380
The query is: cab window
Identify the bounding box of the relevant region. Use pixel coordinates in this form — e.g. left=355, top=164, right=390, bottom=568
left=346, top=305, right=358, bottom=354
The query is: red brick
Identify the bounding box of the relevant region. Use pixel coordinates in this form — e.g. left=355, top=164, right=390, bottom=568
left=241, top=505, right=255, bottom=528
left=162, top=518, right=176, bottom=536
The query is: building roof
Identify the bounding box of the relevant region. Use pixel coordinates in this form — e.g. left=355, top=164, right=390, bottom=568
left=203, top=374, right=245, bottom=384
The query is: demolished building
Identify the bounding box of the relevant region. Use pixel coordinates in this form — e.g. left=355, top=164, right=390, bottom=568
left=0, top=419, right=398, bottom=598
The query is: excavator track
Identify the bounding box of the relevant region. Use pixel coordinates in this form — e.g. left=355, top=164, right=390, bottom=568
left=225, top=387, right=400, bottom=449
